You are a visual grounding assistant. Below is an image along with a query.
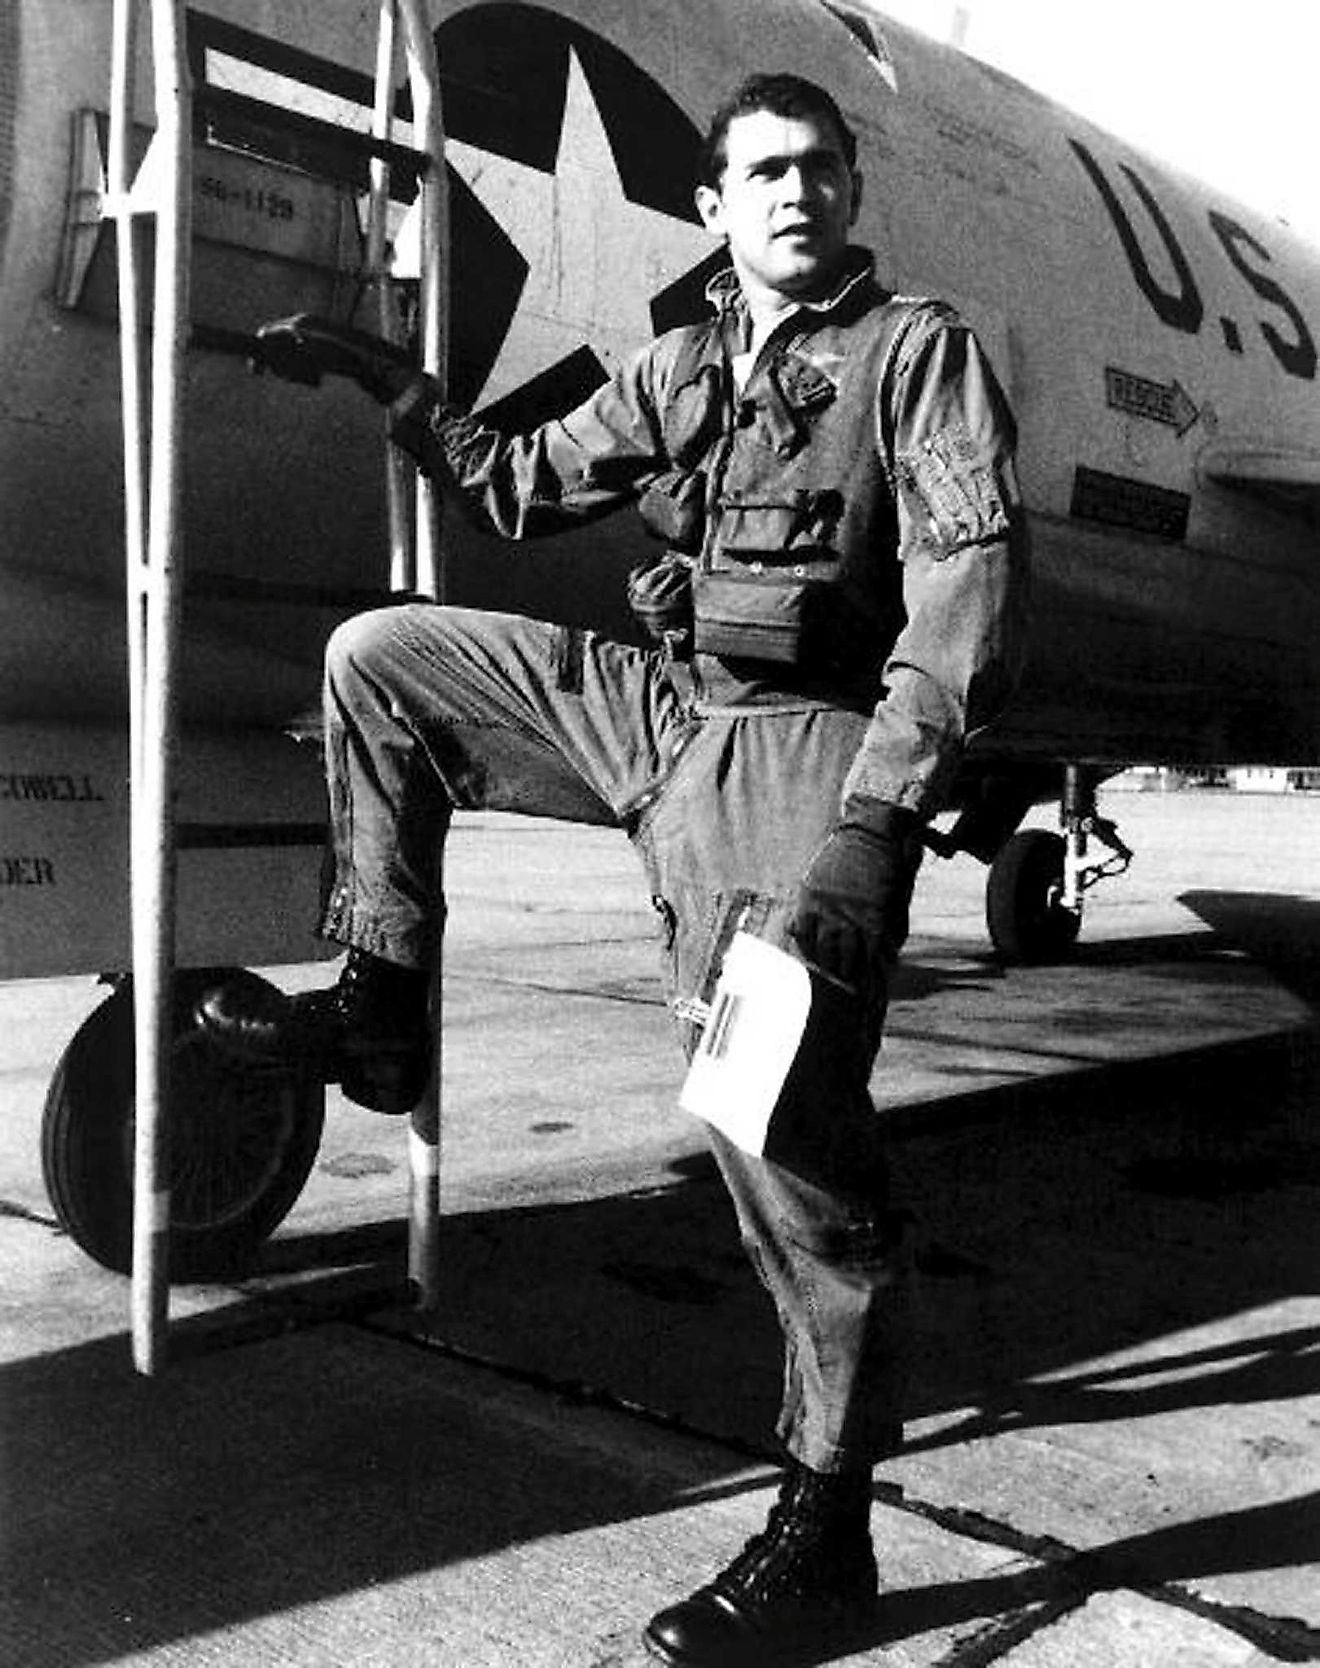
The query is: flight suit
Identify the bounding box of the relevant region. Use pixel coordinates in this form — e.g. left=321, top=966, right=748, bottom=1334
left=318, top=251, right=1028, bottom=1471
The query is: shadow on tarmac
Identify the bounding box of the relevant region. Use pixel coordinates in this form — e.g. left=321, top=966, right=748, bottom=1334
left=864, top=1489, right=1320, bottom=1657
left=891, top=892, right=1318, bottom=1457
left=1180, top=891, right=1320, bottom=1009
left=3, top=1319, right=1317, bottom=1664
left=4, top=893, right=1319, bottom=1662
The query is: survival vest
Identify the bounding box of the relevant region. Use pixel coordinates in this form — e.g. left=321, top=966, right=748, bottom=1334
left=631, top=278, right=950, bottom=680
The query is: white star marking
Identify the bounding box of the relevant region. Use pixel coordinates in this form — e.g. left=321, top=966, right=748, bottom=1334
left=397, top=48, right=718, bottom=411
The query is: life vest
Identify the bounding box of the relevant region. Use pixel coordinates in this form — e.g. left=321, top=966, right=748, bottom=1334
left=633, top=282, right=949, bottom=679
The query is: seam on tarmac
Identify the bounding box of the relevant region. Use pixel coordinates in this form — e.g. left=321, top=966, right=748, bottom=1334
left=183, top=1277, right=1319, bottom=1665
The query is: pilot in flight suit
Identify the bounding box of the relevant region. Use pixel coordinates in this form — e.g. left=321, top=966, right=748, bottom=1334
left=202, top=71, right=1028, bottom=1667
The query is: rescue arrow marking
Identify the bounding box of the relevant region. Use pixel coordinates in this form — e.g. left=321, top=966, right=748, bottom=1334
left=1104, top=366, right=1201, bottom=437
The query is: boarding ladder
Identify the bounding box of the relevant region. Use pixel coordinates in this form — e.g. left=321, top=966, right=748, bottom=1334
left=104, top=0, right=449, bottom=1373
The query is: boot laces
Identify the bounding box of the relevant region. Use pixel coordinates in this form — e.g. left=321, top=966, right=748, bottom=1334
left=331, top=951, right=428, bottom=1031
left=335, top=950, right=374, bottom=1010
left=713, top=1470, right=872, bottom=1611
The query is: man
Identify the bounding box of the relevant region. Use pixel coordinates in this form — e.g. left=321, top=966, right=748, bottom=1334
left=204, top=72, right=1027, bottom=1665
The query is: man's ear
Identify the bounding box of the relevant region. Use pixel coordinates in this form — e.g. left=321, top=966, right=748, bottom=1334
left=848, top=169, right=864, bottom=227
left=695, top=182, right=726, bottom=237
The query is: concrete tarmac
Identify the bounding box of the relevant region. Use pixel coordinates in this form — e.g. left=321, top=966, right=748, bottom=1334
left=2, top=787, right=1318, bottom=1665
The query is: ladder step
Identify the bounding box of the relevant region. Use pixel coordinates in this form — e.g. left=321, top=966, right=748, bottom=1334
left=195, top=85, right=432, bottom=192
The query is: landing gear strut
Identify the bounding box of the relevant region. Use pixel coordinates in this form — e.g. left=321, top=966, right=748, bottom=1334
left=985, top=765, right=1132, bottom=963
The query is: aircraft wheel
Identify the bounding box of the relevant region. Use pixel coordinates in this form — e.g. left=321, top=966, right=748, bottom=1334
left=41, top=970, right=325, bottom=1280
left=986, top=829, right=1081, bottom=964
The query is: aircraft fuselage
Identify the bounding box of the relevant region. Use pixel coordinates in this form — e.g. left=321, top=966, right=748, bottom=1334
left=1, top=0, right=1317, bottom=977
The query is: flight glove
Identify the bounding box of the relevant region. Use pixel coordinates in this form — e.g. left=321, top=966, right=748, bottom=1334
left=252, top=313, right=425, bottom=406
left=789, top=797, right=924, bottom=998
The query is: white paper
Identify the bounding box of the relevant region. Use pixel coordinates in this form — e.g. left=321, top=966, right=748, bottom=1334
left=679, top=932, right=812, bottom=1156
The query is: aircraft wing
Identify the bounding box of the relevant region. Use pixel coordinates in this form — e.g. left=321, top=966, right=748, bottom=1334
left=1202, top=442, right=1320, bottom=515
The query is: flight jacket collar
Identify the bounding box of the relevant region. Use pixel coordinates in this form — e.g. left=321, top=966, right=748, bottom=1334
left=703, top=246, right=878, bottom=335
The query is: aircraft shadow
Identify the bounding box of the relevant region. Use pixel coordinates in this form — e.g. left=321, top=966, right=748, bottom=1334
left=1179, top=890, right=1320, bottom=1010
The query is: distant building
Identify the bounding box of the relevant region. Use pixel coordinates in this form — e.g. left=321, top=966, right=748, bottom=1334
left=1112, top=765, right=1320, bottom=792
left=1111, top=766, right=1228, bottom=791
left=1229, top=766, right=1320, bottom=793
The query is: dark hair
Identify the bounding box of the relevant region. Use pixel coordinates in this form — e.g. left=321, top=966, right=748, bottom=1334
left=696, top=73, right=858, bottom=189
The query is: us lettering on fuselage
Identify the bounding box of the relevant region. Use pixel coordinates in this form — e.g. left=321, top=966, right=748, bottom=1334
left=1071, top=138, right=1316, bottom=381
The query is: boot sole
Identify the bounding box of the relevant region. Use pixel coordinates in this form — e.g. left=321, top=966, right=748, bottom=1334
left=341, top=1048, right=431, bottom=1114
left=643, top=1592, right=878, bottom=1667
left=195, top=1007, right=429, bottom=1115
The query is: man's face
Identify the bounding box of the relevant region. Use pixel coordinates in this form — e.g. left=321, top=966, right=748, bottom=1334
left=695, top=108, right=861, bottom=308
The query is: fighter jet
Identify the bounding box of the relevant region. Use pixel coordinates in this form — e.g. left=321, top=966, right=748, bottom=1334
left=3, top=0, right=1316, bottom=1280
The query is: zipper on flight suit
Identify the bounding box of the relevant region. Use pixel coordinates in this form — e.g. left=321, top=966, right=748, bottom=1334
left=698, top=312, right=806, bottom=578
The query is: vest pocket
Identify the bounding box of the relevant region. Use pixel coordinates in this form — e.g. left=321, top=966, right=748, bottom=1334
left=715, top=491, right=841, bottom=557
left=692, top=571, right=813, bottom=662
left=693, top=570, right=884, bottom=674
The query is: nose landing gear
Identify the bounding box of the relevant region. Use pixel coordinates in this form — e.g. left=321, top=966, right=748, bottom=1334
left=984, top=764, right=1132, bottom=964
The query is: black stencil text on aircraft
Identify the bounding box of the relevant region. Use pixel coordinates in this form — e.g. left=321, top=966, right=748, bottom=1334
left=1070, top=139, right=1317, bottom=383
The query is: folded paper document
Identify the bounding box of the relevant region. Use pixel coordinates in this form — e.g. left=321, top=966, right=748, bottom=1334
left=679, top=932, right=812, bottom=1157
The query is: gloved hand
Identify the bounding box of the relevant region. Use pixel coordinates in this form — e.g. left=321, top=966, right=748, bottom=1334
left=789, top=798, right=923, bottom=997
left=251, top=313, right=424, bottom=405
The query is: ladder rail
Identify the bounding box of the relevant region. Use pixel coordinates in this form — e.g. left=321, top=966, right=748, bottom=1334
left=109, top=0, right=145, bottom=746
left=106, top=0, right=193, bottom=1376
left=109, top=0, right=450, bottom=1365
left=366, top=0, right=414, bottom=591
left=397, top=0, right=448, bottom=603
left=395, top=0, right=448, bottom=1309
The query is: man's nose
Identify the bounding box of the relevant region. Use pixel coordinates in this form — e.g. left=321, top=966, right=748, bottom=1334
left=780, top=162, right=812, bottom=202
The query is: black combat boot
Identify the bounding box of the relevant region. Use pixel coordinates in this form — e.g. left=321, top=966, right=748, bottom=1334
left=195, top=950, right=432, bottom=1114
left=644, top=1461, right=878, bottom=1665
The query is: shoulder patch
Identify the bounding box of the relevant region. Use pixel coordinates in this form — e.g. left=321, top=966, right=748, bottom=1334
left=899, top=420, right=1010, bottom=556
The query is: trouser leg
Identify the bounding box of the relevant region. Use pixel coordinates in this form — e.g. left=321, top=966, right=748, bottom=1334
left=634, top=704, right=916, bottom=1472
left=319, top=614, right=453, bottom=970
left=708, top=1124, right=912, bottom=1471
left=705, top=970, right=912, bottom=1470
left=316, top=603, right=687, bottom=968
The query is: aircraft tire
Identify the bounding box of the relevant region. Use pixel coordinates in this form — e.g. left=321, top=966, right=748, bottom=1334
left=986, top=828, right=1082, bottom=964
left=41, top=970, right=325, bottom=1280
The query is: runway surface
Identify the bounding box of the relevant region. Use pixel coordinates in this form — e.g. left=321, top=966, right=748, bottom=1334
left=2, top=786, right=1317, bottom=1664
